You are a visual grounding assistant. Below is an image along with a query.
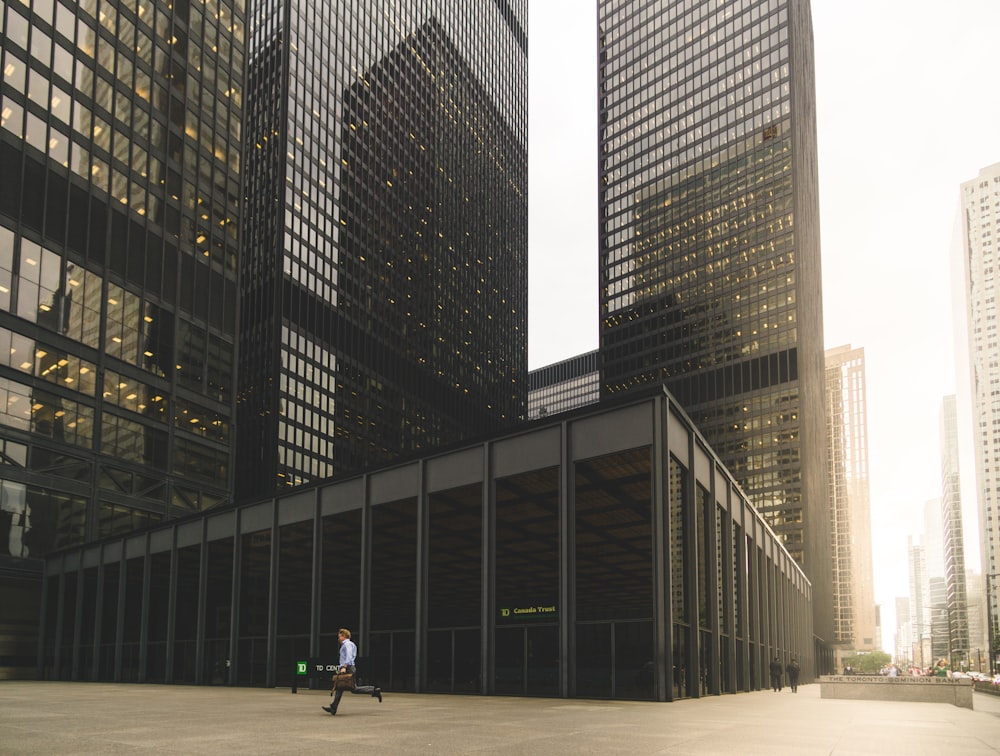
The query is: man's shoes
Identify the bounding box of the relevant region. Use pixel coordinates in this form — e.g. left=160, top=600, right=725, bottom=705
left=322, top=705, right=336, bottom=715
left=373, top=688, right=382, bottom=703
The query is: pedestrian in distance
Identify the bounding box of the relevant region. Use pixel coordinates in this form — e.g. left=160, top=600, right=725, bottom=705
left=769, top=656, right=783, bottom=692
left=785, top=657, right=800, bottom=693
left=322, top=628, right=383, bottom=716
left=934, top=658, right=950, bottom=678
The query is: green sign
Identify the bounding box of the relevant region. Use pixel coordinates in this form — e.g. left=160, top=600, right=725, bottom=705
left=296, top=661, right=308, bottom=675
left=499, top=604, right=557, bottom=620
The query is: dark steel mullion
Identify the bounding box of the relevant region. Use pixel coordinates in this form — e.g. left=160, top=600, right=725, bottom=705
left=265, top=501, right=279, bottom=687
left=228, top=521, right=241, bottom=686
left=165, top=531, right=178, bottom=683
left=195, top=519, right=208, bottom=684
left=683, top=431, right=698, bottom=698
left=705, top=471, right=721, bottom=695
left=92, top=560, right=104, bottom=682
left=137, top=538, right=151, bottom=682
left=481, top=441, right=493, bottom=696
left=415, top=461, right=427, bottom=692
left=114, top=545, right=125, bottom=682
left=654, top=392, right=671, bottom=702
left=559, top=418, right=573, bottom=698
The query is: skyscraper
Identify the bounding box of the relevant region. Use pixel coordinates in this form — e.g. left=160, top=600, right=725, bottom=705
left=908, top=536, right=930, bottom=668
left=0, top=0, right=245, bottom=677
left=528, top=349, right=599, bottom=419
left=825, top=345, right=876, bottom=654
left=596, top=0, right=830, bottom=643
left=236, top=0, right=528, bottom=498
left=0, top=0, right=244, bottom=550
left=894, top=596, right=911, bottom=667
left=940, top=395, right=969, bottom=666
left=960, top=161, right=1000, bottom=668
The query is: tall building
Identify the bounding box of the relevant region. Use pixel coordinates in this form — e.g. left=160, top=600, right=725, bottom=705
left=528, top=349, right=599, bottom=419
left=966, top=570, right=990, bottom=671
left=0, top=0, right=246, bottom=676
left=908, top=536, right=929, bottom=667
left=922, top=498, right=945, bottom=579
left=235, top=0, right=528, bottom=498
left=824, top=345, right=876, bottom=654
left=940, top=395, right=969, bottom=666
left=0, top=3, right=244, bottom=545
left=894, top=596, right=911, bottom=666
left=960, top=161, right=1000, bottom=669
left=928, top=575, right=949, bottom=662
left=595, top=0, right=831, bottom=645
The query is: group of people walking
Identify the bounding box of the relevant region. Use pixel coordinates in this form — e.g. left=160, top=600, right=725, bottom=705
left=769, top=656, right=800, bottom=692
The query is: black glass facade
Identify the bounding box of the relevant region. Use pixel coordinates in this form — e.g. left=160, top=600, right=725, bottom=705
left=0, top=0, right=243, bottom=561
left=596, top=0, right=831, bottom=645
left=236, top=0, right=528, bottom=498
left=39, top=389, right=813, bottom=699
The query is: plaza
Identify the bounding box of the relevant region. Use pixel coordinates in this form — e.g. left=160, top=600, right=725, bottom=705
left=2, top=681, right=999, bottom=754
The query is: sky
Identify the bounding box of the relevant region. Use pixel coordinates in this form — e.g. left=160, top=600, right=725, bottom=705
left=527, top=0, right=1000, bottom=644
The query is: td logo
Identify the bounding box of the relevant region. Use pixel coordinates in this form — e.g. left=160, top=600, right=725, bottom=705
left=296, top=661, right=308, bottom=675
left=500, top=608, right=510, bottom=617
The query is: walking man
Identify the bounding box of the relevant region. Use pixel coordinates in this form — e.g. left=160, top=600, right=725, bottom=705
left=769, top=656, right=783, bottom=692
left=785, top=657, right=800, bottom=693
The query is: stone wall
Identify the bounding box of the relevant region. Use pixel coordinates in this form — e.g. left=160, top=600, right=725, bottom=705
left=820, top=675, right=974, bottom=709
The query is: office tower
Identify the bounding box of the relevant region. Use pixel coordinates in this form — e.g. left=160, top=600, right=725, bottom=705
left=596, top=0, right=830, bottom=642
left=960, top=161, right=1000, bottom=667
left=928, top=576, right=949, bottom=662
left=940, top=395, right=969, bottom=665
left=825, top=345, right=876, bottom=652
left=966, top=570, right=989, bottom=671
left=908, top=536, right=929, bottom=667
left=236, top=1, right=528, bottom=497
left=894, top=596, right=911, bottom=666
left=922, top=498, right=945, bottom=578
left=0, top=1, right=244, bottom=549
left=528, top=349, right=599, bottom=419
left=874, top=603, right=882, bottom=653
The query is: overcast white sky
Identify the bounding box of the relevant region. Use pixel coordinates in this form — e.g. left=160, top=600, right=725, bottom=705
left=527, top=0, right=1000, bottom=644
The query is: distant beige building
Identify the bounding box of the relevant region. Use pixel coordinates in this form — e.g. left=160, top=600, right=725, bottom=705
left=960, top=162, right=1000, bottom=666
left=825, top=345, right=878, bottom=657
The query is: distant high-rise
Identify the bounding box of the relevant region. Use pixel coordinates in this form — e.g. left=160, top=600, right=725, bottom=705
left=825, top=345, right=876, bottom=652
left=595, top=0, right=831, bottom=645
left=235, top=0, right=528, bottom=497
left=940, top=395, right=969, bottom=665
left=928, top=575, right=949, bottom=662
left=894, top=596, right=911, bottom=666
left=528, top=350, right=599, bottom=419
left=960, top=161, right=1000, bottom=667
left=908, top=536, right=929, bottom=667
left=965, top=570, right=990, bottom=670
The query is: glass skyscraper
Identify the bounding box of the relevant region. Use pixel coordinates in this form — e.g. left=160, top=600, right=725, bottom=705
left=0, top=0, right=244, bottom=554
left=236, top=0, right=528, bottom=498
left=596, top=0, right=831, bottom=646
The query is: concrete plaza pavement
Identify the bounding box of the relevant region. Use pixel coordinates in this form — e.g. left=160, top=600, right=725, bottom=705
left=1, top=680, right=999, bottom=755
